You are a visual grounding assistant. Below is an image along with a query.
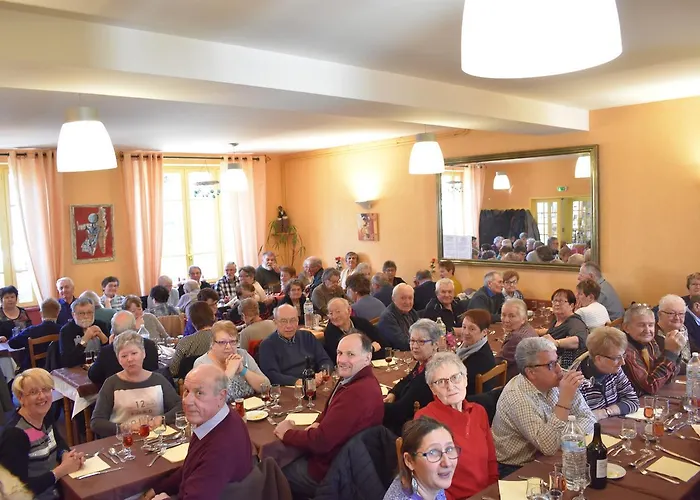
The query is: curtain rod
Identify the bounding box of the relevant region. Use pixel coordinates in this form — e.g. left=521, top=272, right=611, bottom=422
left=0, top=153, right=267, bottom=161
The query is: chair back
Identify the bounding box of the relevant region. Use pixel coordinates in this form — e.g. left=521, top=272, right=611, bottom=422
left=475, top=361, right=507, bottom=394
left=158, top=315, right=184, bottom=337
left=606, top=317, right=623, bottom=328
left=247, top=339, right=263, bottom=362
left=28, top=334, right=59, bottom=368
left=394, top=437, right=403, bottom=465
left=369, top=317, right=380, bottom=325
left=44, top=341, right=62, bottom=371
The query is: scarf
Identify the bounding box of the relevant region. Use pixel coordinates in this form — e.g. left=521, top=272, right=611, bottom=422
left=456, top=336, right=488, bottom=361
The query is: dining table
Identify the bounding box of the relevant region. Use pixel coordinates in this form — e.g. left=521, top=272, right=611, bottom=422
left=52, top=366, right=100, bottom=445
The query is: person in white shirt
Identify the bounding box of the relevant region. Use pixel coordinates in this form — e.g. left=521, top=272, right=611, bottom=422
left=575, top=279, right=610, bottom=328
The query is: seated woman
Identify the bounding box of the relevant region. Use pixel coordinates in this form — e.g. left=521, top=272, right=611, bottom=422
left=0, top=286, right=32, bottom=341
left=123, top=295, right=169, bottom=342
left=579, top=327, right=640, bottom=420
left=193, top=320, right=269, bottom=402
left=497, top=298, right=537, bottom=380
left=324, top=297, right=385, bottom=360
left=502, top=271, right=524, bottom=300
left=416, top=352, right=498, bottom=499
left=458, top=310, right=497, bottom=395
left=239, top=266, right=271, bottom=304
left=383, top=319, right=439, bottom=436
left=183, top=289, right=221, bottom=337
left=438, top=260, right=462, bottom=295
left=383, top=417, right=458, bottom=500
left=279, top=266, right=297, bottom=293
left=538, top=289, right=589, bottom=369
left=574, top=279, right=610, bottom=329
left=91, top=331, right=181, bottom=436
left=279, top=279, right=310, bottom=324
left=339, top=251, right=359, bottom=289
left=148, top=285, right=180, bottom=317
left=0, top=369, right=84, bottom=500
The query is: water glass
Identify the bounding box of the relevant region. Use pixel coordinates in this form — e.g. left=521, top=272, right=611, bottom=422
left=150, top=415, right=167, bottom=450
left=321, top=368, right=331, bottom=391
left=174, top=411, right=188, bottom=443
left=525, top=477, right=546, bottom=500
left=293, top=382, right=304, bottom=411
left=260, top=382, right=271, bottom=407
left=305, top=378, right=316, bottom=408
left=620, top=419, right=638, bottom=455
left=270, top=384, right=282, bottom=413
left=548, top=470, right=565, bottom=498
left=573, top=469, right=590, bottom=500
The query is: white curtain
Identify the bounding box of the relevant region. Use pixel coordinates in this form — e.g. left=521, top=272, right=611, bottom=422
left=463, top=163, right=486, bottom=243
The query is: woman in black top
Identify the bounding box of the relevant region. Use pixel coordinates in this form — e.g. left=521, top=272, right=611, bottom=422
left=0, top=286, right=32, bottom=341
left=458, top=309, right=497, bottom=395
left=539, top=288, right=589, bottom=369
left=0, top=369, right=83, bottom=500
left=278, top=279, right=310, bottom=324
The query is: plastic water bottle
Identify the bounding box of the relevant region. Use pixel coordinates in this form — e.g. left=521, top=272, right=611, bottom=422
left=686, top=352, right=700, bottom=420
left=138, top=325, right=149, bottom=339
left=435, top=317, right=447, bottom=351
left=303, top=301, right=315, bottom=329
left=562, top=415, right=587, bottom=490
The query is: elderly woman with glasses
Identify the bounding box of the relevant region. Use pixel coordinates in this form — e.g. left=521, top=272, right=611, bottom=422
left=415, top=352, right=498, bottom=499
left=538, top=289, right=589, bottom=369
left=0, top=369, right=84, bottom=500
left=193, top=320, right=269, bottom=402
left=458, top=310, right=497, bottom=395
left=501, top=271, right=524, bottom=300
left=383, top=319, right=440, bottom=436
left=578, top=327, right=640, bottom=420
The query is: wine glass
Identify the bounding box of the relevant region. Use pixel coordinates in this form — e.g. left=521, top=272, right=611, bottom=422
left=305, top=379, right=316, bottom=409
left=117, top=422, right=136, bottom=460
left=620, top=419, right=638, bottom=455
left=270, top=384, right=282, bottom=414
left=174, top=411, right=188, bottom=443
left=331, top=369, right=340, bottom=386
left=573, top=469, right=590, bottom=500
left=293, top=382, right=304, bottom=412
left=260, top=382, right=271, bottom=408
left=150, top=415, right=167, bottom=451
left=547, top=471, right=564, bottom=500
left=682, top=394, right=698, bottom=424
left=138, top=415, right=151, bottom=439
left=384, top=348, right=394, bottom=371
left=525, top=477, right=546, bottom=500
left=321, top=368, right=331, bottom=391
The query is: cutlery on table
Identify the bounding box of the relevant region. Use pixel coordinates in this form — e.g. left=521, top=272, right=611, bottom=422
left=83, top=448, right=104, bottom=459
left=629, top=454, right=656, bottom=469
left=639, top=468, right=680, bottom=484
left=654, top=445, right=700, bottom=466
left=676, top=434, right=700, bottom=442
left=76, top=466, right=124, bottom=480
left=102, top=450, right=118, bottom=465
left=147, top=449, right=166, bottom=467
left=108, top=447, right=125, bottom=463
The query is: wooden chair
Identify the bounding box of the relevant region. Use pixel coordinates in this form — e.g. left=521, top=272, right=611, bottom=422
left=369, top=317, right=380, bottom=325
left=606, top=317, right=623, bottom=328
left=475, top=361, right=507, bottom=394
left=28, top=334, right=59, bottom=368
left=395, top=437, right=403, bottom=464
left=158, top=315, right=184, bottom=337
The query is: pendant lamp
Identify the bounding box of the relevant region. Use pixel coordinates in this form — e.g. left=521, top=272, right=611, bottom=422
left=409, top=133, right=445, bottom=175
left=57, top=107, right=116, bottom=172
left=574, top=155, right=591, bottom=178
left=221, top=160, right=248, bottom=192
left=493, top=172, right=511, bottom=190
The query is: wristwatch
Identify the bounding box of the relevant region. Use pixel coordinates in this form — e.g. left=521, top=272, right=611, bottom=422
left=604, top=407, right=612, bottom=417
left=79, top=339, right=87, bottom=347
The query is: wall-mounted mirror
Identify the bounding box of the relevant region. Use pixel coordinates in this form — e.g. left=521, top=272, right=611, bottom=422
left=437, top=145, right=599, bottom=270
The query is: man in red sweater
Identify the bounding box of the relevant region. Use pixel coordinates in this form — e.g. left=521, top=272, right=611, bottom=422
left=274, top=333, right=384, bottom=498
left=143, top=364, right=253, bottom=500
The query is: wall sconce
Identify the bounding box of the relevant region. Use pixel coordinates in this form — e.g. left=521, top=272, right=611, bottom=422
left=493, top=172, right=511, bottom=190
left=356, top=200, right=374, bottom=210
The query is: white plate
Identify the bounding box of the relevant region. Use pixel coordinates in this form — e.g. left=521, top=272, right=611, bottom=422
left=607, top=463, right=626, bottom=479
left=246, top=410, right=269, bottom=422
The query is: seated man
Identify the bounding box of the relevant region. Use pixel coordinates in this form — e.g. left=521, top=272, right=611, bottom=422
left=147, top=275, right=180, bottom=311
left=412, top=269, right=436, bottom=312
left=574, top=279, right=610, bottom=328
left=324, top=298, right=385, bottom=360
left=578, top=262, right=624, bottom=321
left=238, top=298, right=277, bottom=352
left=56, top=276, right=77, bottom=327
left=377, top=283, right=419, bottom=351
left=383, top=260, right=406, bottom=287
left=99, top=276, right=125, bottom=310
left=8, top=298, right=61, bottom=370
left=255, top=251, right=281, bottom=291
left=143, top=364, right=253, bottom=500
left=212, top=261, right=239, bottom=303
left=657, top=294, right=691, bottom=363
left=301, top=256, right=324, bottom=295
left=421, top=278, right=469, bottom=335
left=346, top=274, right=385, bottom=321
left=58, top=297, right=109, bottom=368
left=88, top=311, right=159, bottom=386
left=273, top=333, right=383, bottom=498
left=169, top=302, right=216, bottom=378
left=468, top=271, right=505, bottom=323
left=80, top=290, right=118, bottom=326
left=310, top=268, right=344, bottom=316
left=258, top=304, right=332, bottom=386
left=177, top=265, right=212, bottom=297
left=492, top=337, right=595, bottom=477
left=176, top=280, right=201, bottom=313
left=622, top=304, right=683, bottom=395
left=370, top=273, right=393, bottom=307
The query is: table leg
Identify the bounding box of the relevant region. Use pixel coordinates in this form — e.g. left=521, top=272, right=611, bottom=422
left=63, top=398, right=74, bottom=447
left=84, top=406, right=94, bottom=442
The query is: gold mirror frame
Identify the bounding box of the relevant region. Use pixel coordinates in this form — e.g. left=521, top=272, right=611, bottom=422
left=437, top=144, right=599, bottom=271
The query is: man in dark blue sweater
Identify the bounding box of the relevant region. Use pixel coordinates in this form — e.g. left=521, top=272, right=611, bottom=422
left=8, top=298, right=61, bottom=370
left=258, top=304, right=332, bottom=386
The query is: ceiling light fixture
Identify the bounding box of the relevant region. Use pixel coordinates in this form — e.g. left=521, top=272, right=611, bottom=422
left=221, top=144, right=248, bottom=192
left=409, top=133, right=445, bottom=175
left=574, top=155, right=592, bottom=178
left=57, top=106, right=116, bottom=172
left=461, top=0, right=622, bottom=79
left=493, top=172, right=511, bottom=190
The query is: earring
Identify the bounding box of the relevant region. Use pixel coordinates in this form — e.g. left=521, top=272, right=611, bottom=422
left=411, top=475, right=418, bottom=494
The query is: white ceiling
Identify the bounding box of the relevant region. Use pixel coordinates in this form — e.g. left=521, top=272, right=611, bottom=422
left=1, top=0, right=699, bottom=152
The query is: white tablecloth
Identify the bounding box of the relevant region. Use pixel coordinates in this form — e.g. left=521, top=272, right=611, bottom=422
left=51, top=374, right=98, bottom=418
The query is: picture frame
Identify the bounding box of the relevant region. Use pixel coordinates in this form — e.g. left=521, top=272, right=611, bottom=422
left=357, top=213, right=379, bottom=241
left=70, top=204, right=115, bottom=263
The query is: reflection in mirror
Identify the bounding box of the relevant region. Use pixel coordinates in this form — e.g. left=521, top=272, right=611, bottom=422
left=438, top=146, right=598, bottom=270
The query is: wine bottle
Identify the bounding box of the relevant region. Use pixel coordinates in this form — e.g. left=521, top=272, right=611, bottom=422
left=301, top=356, right=315, bottom=400
left=587, top=422, right=607, bottom=489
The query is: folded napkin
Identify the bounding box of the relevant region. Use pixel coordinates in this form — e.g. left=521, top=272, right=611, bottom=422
left=163, top=443, right=189, bottom=463
left=285, top=413, right=319, bottom=426
left=147, top=425, right=178, bottom=439
left=371, top=359, right=396, bottom=368
left=624, top=408, right=647, bottom=420
left=380, top=384, right=390, bottom=396
left=392, top=379, right=402, bottom=385
left=585, top=434, right=620, bottom=448
left=244, top=396, right=265, bottom=410
left=69, top=456, right=110, bottom=478
left=675, top=379, right=687, bottom=385
left=647, top=456, right=700, bottom=482
left=692, top=424, right=700, bottom=437
left=497, top=479, right=528, bottom=500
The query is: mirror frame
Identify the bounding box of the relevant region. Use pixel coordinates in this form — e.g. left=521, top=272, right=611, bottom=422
left=437, top=144, right=599, bottom=271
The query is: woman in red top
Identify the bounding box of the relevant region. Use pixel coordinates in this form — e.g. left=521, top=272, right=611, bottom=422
left=415, top=352, right=498, bottom=500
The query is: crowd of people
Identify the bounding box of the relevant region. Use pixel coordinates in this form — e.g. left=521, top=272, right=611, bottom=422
left=0, top=250, right=696, bottom=500
left=472, top=232, right=593, bottom=266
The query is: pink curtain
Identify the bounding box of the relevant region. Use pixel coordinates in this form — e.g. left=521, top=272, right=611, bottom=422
left=8, top=151, right=64, bottom=300
left=120, top=153, right=163, bottom=295
left=464, top=164, right=486, bottom=243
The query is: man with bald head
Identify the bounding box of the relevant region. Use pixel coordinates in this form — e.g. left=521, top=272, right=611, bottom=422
left=422, top=278, right=469, bottom=335
left=468, top=271, right=506, bottom=323
left=323, top=297, right=386, bottom=360
left=258, top=304, right=332, bottom=385
left=377, top=283, right=419, bottom=351
left=144, top=365, right=253, bottom=500
left=274, top=333, right=384, bottom=497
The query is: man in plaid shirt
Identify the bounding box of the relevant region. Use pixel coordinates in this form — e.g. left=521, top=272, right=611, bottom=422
left=213, top=262, right=239, bottom=303
left=621, top=304, right=683, bottom=395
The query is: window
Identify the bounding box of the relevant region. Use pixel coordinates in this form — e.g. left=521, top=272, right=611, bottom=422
left=535, top=199, right=558, bottom=242
left=532, top=196, right=591, bottom=244
left=0, top=163, right=38, bottom=305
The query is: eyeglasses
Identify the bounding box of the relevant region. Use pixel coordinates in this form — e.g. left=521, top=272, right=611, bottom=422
left=504, top=280, right=518, bottom=285
left=277, top=319, right=299, bottom=325
left=24, top=387, right=52, bottom=397
left=432, top=372, right=465, bottom=388
left=528, top=360, right=559, bottom=371
left=74, top=311, right=94, bottom=317
left=214, top=340, right=239, bottom=347
left=659, top=310, right=685, bottom=319
left=600, top=354, right=625, bottom=363
left=414, top=445, right=461, bottom=463
left=551, top=299, right=569, bottom=304
left=409, top=339, right=433, bottom=346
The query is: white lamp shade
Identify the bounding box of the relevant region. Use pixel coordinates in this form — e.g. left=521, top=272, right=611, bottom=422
left=221, top=162, right=248, bottom=191
left=574, top=155, right=591, bottom=178
left=493, top=171, right=511, bottom=190
left=409, top=133, right=445, bottom=174
left=57, top=107, right=116, bottom=173
left=461, top=0, right=622, bottom=78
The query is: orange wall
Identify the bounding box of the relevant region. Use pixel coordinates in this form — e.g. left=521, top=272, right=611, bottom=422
left=279, top=96, right=700, bottom=305
left=481, top=158, right=590, bottom=210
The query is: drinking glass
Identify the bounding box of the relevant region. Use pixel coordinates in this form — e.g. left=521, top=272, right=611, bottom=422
left=118, top=422, right=136, bottom=460
left=138, top=415, right=151, bottom=438
left=321, top=368, right=331, bottom=391
left=682, top=395, right=698, bottom=424
left=150, top=415, right=167, bottom=451
left=525, top=477, right=546, bottom=500
left=573, top=469, right=590, bottom=500
left=384, top=348, right=394, bottom=371
left=331, top=369, right=340, bottom=386
left=305, top=379, right=316, bottom=408
left=234, top=398, right=246, bottom=420
left=293, top=382, right=304, bottom=411
left=174, top=411, right=188, bottom=443
left=548, top=471, right=564, bottom=500
left=270, top=384, right=282, bottom=413
left=654, top=397, right=669, bottom=420
left=620, top=419, right=638, bottom=455
left=260, top=382, right=271, bottom=407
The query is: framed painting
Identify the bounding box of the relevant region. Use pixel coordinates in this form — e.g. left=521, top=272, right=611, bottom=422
left=70, top=204, right=115, bottom=263
left=357, top=213, right=379, bottom=241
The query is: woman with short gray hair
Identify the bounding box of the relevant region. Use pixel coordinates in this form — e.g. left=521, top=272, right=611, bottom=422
left=383, top=319, right=439, bottom=436
left=91, top=330, right=181, bottom=437
left=416, top=352, right=498, bottom=498
left=498, top=298, right=537, bottom=380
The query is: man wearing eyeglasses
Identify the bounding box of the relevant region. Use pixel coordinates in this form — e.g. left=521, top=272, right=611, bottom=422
left=656, top=294, right=691, bottom=364
left=491, top=337, right=595, bottom=477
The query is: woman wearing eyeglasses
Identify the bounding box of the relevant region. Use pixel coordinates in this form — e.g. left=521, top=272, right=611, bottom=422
left=578, top=327, right=639, bottom=420
left=415, top=353, right=498, bottom=499
left=383, top=319, right=440, bottom=436
left=193, top=320, right=269, bottom=402
left=539, top=289, right=589, bottom=369
left=501, top=271, right=524, bottom=300
left=383, top=417, right=458, bottom=500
